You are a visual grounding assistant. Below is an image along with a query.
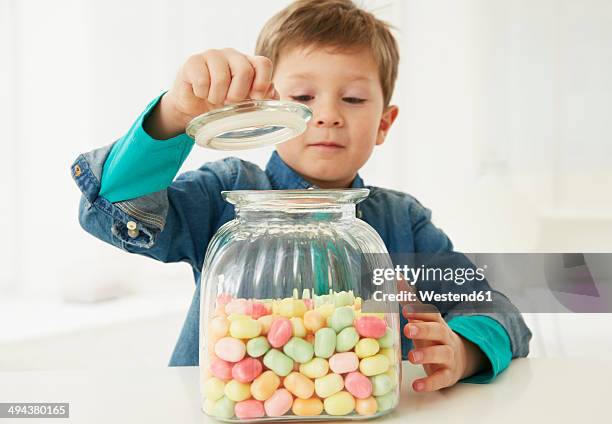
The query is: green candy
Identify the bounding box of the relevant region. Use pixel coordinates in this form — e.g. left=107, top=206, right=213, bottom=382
left=314, top=327, right=336, bottom=358
left=314, top=294, right=333, bottom=308
left=336, top=327, right=359, bottom=352
left=263, top=349, right=294, bottom=376
left=212, top=396, right=235, bottom=419
left=329, top=306, right=355, bottom=332
left=371, top=374, right=394, bottom=396
left=246, top=336, right=271, bottom=358
left=376, top=391, right=397, bottom=412
left=283, top=337, right=314, bottom=363
left=377, top=328, right=394, bottom=349
left=333, top=291, right=355, bottom=307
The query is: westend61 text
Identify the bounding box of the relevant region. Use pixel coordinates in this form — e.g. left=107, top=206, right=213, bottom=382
left=372, top=290, right=493, bottom=303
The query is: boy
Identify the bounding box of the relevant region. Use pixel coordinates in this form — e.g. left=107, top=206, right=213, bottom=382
left=72, top=0, right=531, bottom=392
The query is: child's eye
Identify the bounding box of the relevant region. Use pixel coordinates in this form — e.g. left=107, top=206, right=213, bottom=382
left=290, top=95, right=314, bottom=102
left=343, top=97, right=366, bottom=104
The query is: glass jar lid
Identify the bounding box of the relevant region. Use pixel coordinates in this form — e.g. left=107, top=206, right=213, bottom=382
left=185, top=100, right=312, bottom=150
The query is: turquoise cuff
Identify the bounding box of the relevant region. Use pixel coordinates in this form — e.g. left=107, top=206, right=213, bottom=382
left=99, top=93, right=195, bottom=202
left=447, top=315, right=512, bottom=384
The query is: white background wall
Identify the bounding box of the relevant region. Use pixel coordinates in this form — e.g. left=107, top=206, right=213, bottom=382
left=0, top=0, right=611, bottom=369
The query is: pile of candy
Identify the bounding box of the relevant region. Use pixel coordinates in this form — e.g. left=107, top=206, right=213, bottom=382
left=202, top=289, right=399, bottom=420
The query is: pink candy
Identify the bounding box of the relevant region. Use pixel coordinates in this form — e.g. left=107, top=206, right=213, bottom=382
left=355, top=316, right=387, bottom=338
left=216, top=293, right=233, bottom=305
left=267, top=317, right=293, bottom=348
left=235, top=399, right=265, bottom=419
left=329, top=352, right=359, bottom=374
left=209, top=358, right=233, bottom=380
left=214, top=337, right=246, bottom=362
left=264, top=388, right=293, bottom=417
left=251, top=302, right=269, bottom=319
left=232, top=357, right=263, bottom=383
left=344, top=372, right=373, bottom=399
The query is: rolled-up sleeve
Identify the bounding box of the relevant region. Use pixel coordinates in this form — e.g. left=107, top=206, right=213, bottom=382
left=99, top=93, right=195, bottom=203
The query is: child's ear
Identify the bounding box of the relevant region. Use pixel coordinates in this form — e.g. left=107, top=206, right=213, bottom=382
left=376, top=105, right=399, bottom=146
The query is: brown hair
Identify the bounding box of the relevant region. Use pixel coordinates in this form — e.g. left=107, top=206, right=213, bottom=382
left=255, top=0, right=399, bottom=107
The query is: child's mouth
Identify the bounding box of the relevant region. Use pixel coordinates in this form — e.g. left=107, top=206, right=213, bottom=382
left=308, top=142, right=345, bottom=151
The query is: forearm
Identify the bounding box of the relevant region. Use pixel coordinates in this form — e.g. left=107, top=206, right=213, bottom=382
left=143, top=92, right=192, bottom=140
left=458, top=334, right=489, bottom=379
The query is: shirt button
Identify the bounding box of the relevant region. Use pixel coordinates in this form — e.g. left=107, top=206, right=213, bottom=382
left=357, top=210, right=363, bottom=219
left=126, top=221, right=139, bottom=238
left=73, top=165, right=82, bottom=177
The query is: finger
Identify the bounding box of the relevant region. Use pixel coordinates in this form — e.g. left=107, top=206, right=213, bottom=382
left=246, top=55, right=273, bottom=99
left=413, top=367, right=454, bottom=392
left=224, top=49, right=255, bottom=103
left=205, top=50, right=231, bottom=105
left=402, top=306, right=443, bottom=322
left=408, top=344, right=454, bottom=367
left=182, top=55, right=210, bottom=100
left=264, top=82, right=280, bottom=100
left=403, top=321, right=450, bottom=344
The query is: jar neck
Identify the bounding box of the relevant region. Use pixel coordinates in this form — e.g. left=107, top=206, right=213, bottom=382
left=236, top=204, right=356, bottom=224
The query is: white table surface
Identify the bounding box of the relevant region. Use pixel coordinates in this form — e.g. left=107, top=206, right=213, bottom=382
left=0, top=359, right=606, bottom=423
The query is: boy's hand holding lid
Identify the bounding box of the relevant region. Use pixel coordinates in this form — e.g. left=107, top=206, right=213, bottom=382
left=145, top=48, right=278, bottom=140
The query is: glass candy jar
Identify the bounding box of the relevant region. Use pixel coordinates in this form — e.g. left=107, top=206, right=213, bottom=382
left=199, top=189, right=401, bottom=422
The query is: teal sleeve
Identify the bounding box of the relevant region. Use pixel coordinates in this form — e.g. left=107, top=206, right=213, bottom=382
left=447, top=315, right=513, bottom=384
left=99, top=93, right=195, bottom=202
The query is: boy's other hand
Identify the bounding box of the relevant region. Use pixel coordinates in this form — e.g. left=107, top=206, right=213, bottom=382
left=402, top=306, right=488, bottom=392
left=145, top=48, right=277, bottom=139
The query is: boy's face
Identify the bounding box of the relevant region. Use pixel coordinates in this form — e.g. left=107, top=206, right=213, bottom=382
left=272, top=46, right=399, bottom=188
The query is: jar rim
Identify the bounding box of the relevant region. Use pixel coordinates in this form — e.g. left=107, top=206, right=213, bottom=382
left=222, top=188, right=369, bottom=208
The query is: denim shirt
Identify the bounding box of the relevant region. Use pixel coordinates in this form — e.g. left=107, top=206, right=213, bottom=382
left=71, top=99, right=532, bottom=383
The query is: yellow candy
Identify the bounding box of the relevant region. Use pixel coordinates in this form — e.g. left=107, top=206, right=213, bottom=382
left=317, top=304, right=335, bottom=319
left=355, top=338, right=380, bottom=359
left=257, top=314, right=278, bottom=335
left=303, top=310, right=326, bottom=332
left=380, top=347, right=396, bottom=364
left=292, top=397, right=324, bottom=416
left=354, top=297, right=362, bottom=310
left=224, top=380, right=251, bottom=402
left=359, top=354, right=390, bottom=376
left=229, top=317, right=262, bottom=339
left=355, top=397, right=378, bottom=415
left=283, top=372, right=315, bottom=399
left=272, top=299, right=283, bottom=315
left=209, top=316, right=229, bottom=339
left=314, top=373, right=344, bottom=398
left=204, top=377, right=226, bottom=401
left=324, top=391, right=355, bottom=416
left=278, top=298, right=307, bottom=318
left=385, top=366, right=399, bottom=387
left=227, top=313, right=250, bottom=321
left=299, top=358, right=329, bottom=379
left=290, top=317, right=307, bottom=338
left=250, top=371, right=280, bottom=401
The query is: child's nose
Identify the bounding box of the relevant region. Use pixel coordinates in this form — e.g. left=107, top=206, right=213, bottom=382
left=315, top=117, right=343, bottom=127
left=313, top=104, right=344, bottom=128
